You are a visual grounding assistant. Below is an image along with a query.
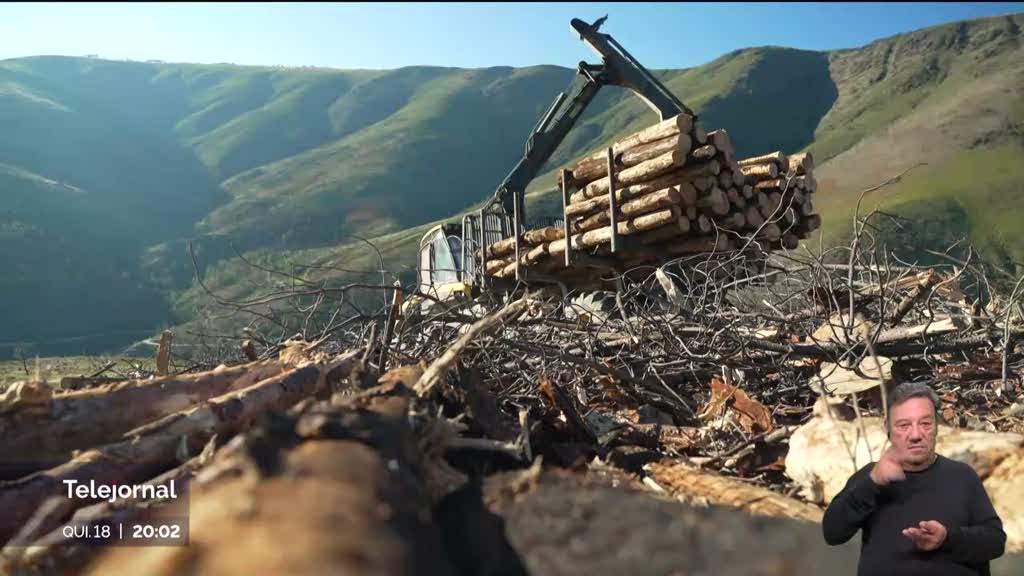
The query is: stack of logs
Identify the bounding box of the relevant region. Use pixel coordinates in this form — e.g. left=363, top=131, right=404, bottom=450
left=484, top=113, right=821, bottom=283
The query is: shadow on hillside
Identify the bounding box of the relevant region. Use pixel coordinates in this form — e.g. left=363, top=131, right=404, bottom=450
left=699, top=49, right=837, bottom=158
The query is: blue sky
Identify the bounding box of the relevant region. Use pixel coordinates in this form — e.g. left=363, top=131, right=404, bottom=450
left=2, top=3, right=1022, bottom=70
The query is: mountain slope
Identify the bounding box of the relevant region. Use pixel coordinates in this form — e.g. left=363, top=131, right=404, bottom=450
left=0, top=12, right=1021, bottom=356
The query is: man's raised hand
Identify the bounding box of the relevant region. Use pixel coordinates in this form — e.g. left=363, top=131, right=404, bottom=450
left=870, top=447, right=906, bottom=486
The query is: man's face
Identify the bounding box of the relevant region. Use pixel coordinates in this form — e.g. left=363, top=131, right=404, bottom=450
left=889, top=396, right=938, bottom=468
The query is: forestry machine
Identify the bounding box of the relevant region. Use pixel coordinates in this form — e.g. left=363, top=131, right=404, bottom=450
left=409, top=16, right=693, bottom=313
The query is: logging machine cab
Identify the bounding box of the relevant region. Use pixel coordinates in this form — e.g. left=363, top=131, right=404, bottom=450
left=409, top=15, right=694, bottom=314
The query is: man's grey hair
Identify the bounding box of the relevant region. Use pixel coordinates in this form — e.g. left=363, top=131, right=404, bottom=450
left=886, top=382, right=942, bottom=427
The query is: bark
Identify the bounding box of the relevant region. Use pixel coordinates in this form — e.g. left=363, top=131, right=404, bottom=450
left=739, top=163, right=778, bottom=180
left=690, top=144, right=717, bottom=161
left=692, top=176, right=717, bottom=193
left=696, top=187, right=730, bottom=216
left=716, top=212, right=747, bottom=231
left=578, top=150, right=690, bottom=200
left=737, top=151, right=789, bottom=169
left=645, top=461, right=825, bottom=523
left=569, top=166, right=698, bottom=206
left=756, top=223, right=782, bottom=242
left=746, top=206, right=768, bottom=229
left=572, top=133, right=692, bottom=185
left=781, top=233, right=800, bottom=250
left=548, top=209, right=687, bottom=256
left=0, top=360, right=283, bottom=471
left=485, top=227, right=564, bottom=259
left=788, top=152, right=814, bottom=175
left=0, top=353, right=360, bottom=548
left=571, top=187, right=690, bottom=233
left=794, top=175, right=817, bottom=193
left=82, top=381, right=456, bottom=576
left=705, top=129, right=734, bottom=161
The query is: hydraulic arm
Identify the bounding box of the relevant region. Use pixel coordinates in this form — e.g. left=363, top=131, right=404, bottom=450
left=487, top=16, right=694, bottom=226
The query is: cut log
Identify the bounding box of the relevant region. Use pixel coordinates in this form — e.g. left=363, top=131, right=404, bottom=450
left=0, top=360, right=284, bottom=472
left=788, top=152, right=814, bottom=175
left=802, top=214, right=822, bottom=233
left=646, top=460, right=825, bottom=523
left=485, top=257, right=511, bottom=276
left=610, top=114, right=694, bottom=155
left=718, top=170, right=733, bottom=189
left=485, top=226, right=565, bottom=259
left=578, top=150, right=690, bottom=200
left=794, top=175, right=817, bottom=193
left=716, top=212, right=746, bottom=231
left=800, top=198, right=815, bottom=216
left=780, top=233, right=800, bottom=250
left=566, top=179, right=697, bottom=221
left=549, top=209, right=687, bottom=255
left=696, top=187, right=730, bottom=216
left=81, top=381, right=456, bottom=576
left=526, top=243, right=548, bottom=264
left=725, top=187, right=743, bottom=208
left=744, top=206, right=765, bottom=229
left=737, top=151, right=789, bottom=169
left=655, top=234, right=734, bottom=256
left=754, top=178, right=784, bottom=190
left=572, top=187, right=690, bottom=233
left=732, top=169, right=745, bottom=188
left=569, top=165, right=700, bottom=206
left=572, top=133, right=693, bottom=185
left=478, top=467, right=859, bottom=576
left=741, top=184, right=753, bottom=199
left=696, top=214, right=712, bottom=234
left=693, top=176, right=717, bottom=193
left=782, top=207, right=798, bottom=227
left=705, top=129, right=734, bottom=161
left=739, top=163, right=778, bottom=180
left=690, top=144, right=717, bottom=161
left=756, top=223, right=782, bottom=242
left=692, top=123, right=708, bottom=145
left=0, top=352, right=361, bottom=548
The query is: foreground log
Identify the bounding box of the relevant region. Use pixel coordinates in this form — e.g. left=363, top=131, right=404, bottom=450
left=0, top=360, right=283, bottom=474
left=0, top=352, right=361, bottom=547
left=644, top=460, right=825, bottom=523
left=82, top=380, right=455, bottom=576
left=466, top=467, right=858, bottom=576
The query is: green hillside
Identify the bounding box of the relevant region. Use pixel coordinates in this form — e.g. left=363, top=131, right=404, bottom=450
left=1, top=12, right=1021, bottom=357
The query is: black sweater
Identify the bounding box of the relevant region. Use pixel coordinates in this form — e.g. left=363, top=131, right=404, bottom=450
left=822, top=454, right=1006, bottom=575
